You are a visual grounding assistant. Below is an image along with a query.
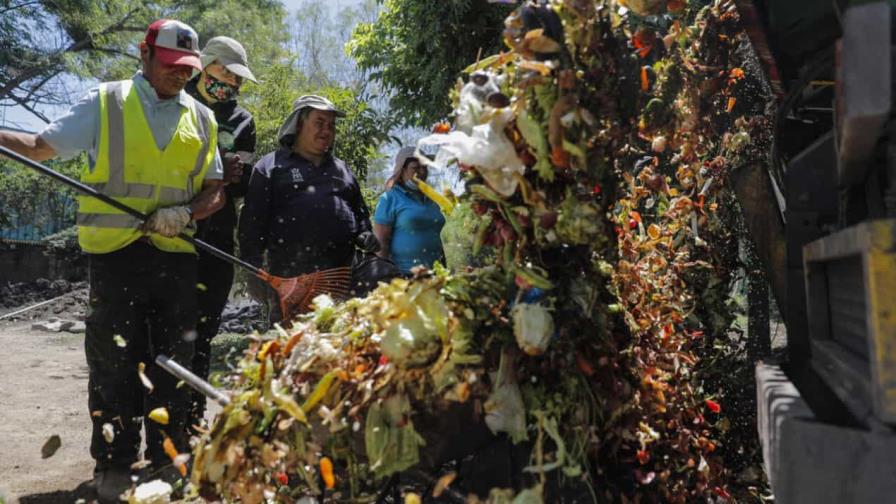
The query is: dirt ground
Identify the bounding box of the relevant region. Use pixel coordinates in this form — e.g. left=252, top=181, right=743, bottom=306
left=0, top=318, right=223, bottom=503
left=0, top=320, right=94, bottom=503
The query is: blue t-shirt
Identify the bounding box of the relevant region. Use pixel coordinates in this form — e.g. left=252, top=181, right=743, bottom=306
left=374, top=185, right=446, bottom=273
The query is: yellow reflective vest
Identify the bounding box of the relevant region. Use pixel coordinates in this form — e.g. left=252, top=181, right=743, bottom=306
left=76, top=79, right=217, bottom=254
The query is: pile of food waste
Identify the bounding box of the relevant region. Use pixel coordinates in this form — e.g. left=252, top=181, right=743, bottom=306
left=185, top=1, right=771, bottom=502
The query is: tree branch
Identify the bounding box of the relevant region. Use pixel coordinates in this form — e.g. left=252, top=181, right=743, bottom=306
left=93, top=47, right=140, bottom=60
left=0, top=5, right=144, bottom=99
left=3, top=92, right=51, bottom=123
left=0, top=0, right=39, bottom=14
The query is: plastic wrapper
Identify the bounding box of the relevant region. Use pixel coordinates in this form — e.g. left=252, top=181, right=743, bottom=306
left=417, top=108, right=525, bottom=197
left=511, top=303, right=554, bottom=356
left=484, top=346, right=528, bottom=443
left=364, top=395, right=426, bottom=479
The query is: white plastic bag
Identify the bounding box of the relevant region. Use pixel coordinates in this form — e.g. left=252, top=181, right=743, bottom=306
left=417, top=108, right=525, bottom=197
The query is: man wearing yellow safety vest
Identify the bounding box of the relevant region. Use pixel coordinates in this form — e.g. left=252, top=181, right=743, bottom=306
left=0, top=19, right=224, bottom=501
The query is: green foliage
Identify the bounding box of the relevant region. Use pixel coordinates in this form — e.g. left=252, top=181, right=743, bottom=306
left=0, top=155, right=82, bottom=239
left=240, top=63, right=393, bottom=182
left=43, top=225, right=79, bottom=251
left=348, top=0, right=513, bottom=127
left=2, top=0, right=287, bottom=117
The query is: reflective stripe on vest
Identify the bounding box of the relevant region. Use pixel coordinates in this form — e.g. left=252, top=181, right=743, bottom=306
left=76, top=79, right=216, bottom=254
left=84, top=81, right=213, bottom=201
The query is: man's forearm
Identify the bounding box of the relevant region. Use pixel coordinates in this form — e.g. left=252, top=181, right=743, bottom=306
left=190, top=180, right=225, bottom=221
left=0, top=131, right=56, bottom=162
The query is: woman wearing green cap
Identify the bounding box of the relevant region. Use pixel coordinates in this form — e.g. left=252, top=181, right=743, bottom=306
left=184, top=35, right=258, bottom=434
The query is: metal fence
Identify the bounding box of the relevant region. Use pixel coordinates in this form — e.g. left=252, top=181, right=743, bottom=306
left=0, top=195, right=77, bottom=243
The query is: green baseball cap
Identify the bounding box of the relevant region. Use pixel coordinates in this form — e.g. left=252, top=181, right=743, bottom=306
left=200, top=36, right=257, bottom=83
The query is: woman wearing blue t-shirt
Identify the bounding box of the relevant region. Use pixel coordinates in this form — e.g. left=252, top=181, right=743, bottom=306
left=373, top=146, right=446, bottom=273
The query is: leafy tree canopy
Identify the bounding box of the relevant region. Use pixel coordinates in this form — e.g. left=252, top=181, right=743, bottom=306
left=240, top=63, right=394, bottom=183
left=348, top=0, right=512, bottom=128
left=1, top=0, right=288, bottom=123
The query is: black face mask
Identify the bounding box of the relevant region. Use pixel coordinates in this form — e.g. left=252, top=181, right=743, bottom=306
left=203, top=73, right=238, bottom=102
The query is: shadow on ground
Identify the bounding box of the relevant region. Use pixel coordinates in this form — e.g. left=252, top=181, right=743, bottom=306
left=18, top=480, right=94, bottom=504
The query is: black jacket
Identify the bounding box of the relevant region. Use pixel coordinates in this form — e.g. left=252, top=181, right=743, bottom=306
left=238, top=148, right=372, bottom=277
left=185, top=77, right=256, bottom=252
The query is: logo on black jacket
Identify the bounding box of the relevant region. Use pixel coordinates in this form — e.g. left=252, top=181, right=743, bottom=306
left=290, top=168, right=304, bottom=183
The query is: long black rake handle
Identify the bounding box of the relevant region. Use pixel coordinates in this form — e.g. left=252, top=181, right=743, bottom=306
left=0, top=144, right=265, bottom=277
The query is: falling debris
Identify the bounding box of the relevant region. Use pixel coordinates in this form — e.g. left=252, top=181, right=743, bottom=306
left=433, top=472, right=457, bottom=498
left=127, top=479, right=173, bottom=504
left=40, top=434, right=61, bottom=459
left=131, top=459, right=153, bottom=471
left=162, top=436, right=187, bottom=477
left=148, top=407, right=169, bottom=425
left=137, top=362, right=154, bottom=393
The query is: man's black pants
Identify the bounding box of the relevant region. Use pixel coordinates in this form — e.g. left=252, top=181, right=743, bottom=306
left=188, top=249, right=234, bottom=428
left=85, top=242, right=196, bottom=470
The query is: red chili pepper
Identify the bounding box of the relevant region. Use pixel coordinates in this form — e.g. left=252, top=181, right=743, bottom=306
left=628, top=219, right=638, bottom=230
left=713, top=486, right=732, bottom=500
left=632, top=29, right=654, bottom=58
left=705, top=399, right=721, bottom=413
left=275, top=471, right=289, bottom=485
left=636, top=449, right=650, bottom=465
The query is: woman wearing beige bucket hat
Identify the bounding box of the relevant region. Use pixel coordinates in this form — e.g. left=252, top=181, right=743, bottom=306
left=184, top=35, right=258, bottom=435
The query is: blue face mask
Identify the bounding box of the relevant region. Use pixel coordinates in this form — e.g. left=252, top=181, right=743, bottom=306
left=403, top=179, right=419, bottom=191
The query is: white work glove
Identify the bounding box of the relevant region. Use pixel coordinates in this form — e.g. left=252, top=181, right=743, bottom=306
left=145, top=206, right=192, bottom=238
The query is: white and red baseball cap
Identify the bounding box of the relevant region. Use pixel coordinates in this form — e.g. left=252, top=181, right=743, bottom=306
left=144, top=19, right=202, bottom=70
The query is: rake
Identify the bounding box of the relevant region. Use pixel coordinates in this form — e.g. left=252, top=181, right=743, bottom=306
left=0, top=145, right=352, bottom=323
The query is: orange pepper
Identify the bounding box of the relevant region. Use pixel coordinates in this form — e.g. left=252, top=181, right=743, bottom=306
left=163, top=436, right=187, bottom=477
left=640, top=66, right=650, bottom=92
left=432, top=122, right=451, bottom=134
left=320, top=456, right=335, bottom=489
left=163, top=437, right=178, bottom=460
left=726, top=96, right=736, bottom=112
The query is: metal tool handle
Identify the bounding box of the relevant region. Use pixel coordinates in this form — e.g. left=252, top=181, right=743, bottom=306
left=0, top=144, right=264, bottom=277
left=156, top=354, right=231, bottom=406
